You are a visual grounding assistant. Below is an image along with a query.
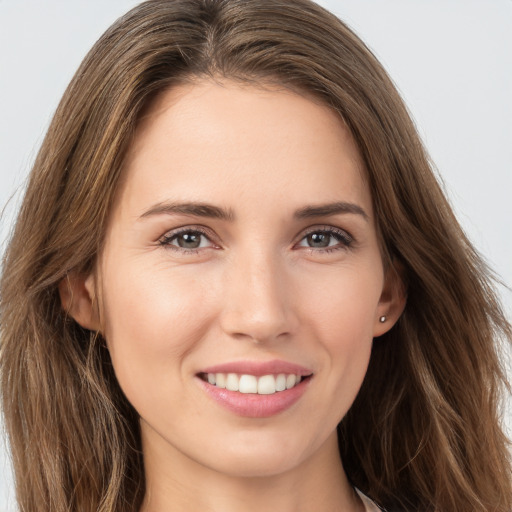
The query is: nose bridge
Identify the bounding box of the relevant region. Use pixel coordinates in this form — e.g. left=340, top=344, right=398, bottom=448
left=220, top=244, right=294, bottom=342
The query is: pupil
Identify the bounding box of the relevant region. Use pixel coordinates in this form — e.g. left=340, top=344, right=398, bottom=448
left=308, top=232, right=330, bottom=248
left=178, top=233, right=201, bottom=248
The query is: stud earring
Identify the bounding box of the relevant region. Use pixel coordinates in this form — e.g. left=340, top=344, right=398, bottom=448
left=379, top=316, right=386, bottom=323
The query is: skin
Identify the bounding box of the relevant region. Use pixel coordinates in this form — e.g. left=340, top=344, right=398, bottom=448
left=62, top=79, right=405, bottom=512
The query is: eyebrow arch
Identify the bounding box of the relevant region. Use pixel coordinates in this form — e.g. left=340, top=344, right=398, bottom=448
left=139, top=201, right=234, bottom=221
left=294, top=201, right=369, bottom=222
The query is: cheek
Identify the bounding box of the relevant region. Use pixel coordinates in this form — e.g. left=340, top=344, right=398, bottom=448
left=304, top=260, right=383, bottom=340
left=99, top=258, right=216, bottom=394
left=300, top=261, right=383, bottom=392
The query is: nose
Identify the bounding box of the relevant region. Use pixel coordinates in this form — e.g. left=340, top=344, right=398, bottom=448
left=219, top=249, right=297, bottom=343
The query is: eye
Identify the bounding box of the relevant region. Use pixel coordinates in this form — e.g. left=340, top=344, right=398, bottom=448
left=296, top=227, right=353, bottom=251
left=159, top=228, right=216, bottom=251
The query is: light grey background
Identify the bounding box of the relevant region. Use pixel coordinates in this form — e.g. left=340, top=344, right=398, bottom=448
left=1, top=1, right=511, bottom=510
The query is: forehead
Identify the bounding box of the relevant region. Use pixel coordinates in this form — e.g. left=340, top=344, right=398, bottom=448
left=117, top=78, right=371, bottom=219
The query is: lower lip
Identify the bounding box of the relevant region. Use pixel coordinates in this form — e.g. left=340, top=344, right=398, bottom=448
left=198, top=377, right=311, bottom=418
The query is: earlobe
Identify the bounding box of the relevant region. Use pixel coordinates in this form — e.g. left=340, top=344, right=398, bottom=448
left=58, top=273, right=100, bottom=331
left=373, top=261, right=407, bottom=338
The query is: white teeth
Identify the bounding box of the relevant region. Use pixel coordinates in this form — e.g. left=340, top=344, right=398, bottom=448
left=275, top=373, right=286, bottom=392
left=215, top=373, right=226, bottom=388
left=239, top=374, right=258, bottom=394
left=226, top=373, right=239, bottom=391
left=205, top=372, right=306, bottom=394
left=258, top=374, right=276, bottom=395
left=286, top=374, right=296, bottom=389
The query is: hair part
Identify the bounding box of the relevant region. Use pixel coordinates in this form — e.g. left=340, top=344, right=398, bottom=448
left=1, top=1, right=510, bottom=511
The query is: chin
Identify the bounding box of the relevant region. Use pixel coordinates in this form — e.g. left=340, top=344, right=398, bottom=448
left=198, top=429, right=328, bottom=479
left=208, top=450, right=302, bottom=479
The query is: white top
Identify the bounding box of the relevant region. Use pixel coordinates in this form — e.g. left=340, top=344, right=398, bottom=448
left=356, top=488, right=383, bottom=511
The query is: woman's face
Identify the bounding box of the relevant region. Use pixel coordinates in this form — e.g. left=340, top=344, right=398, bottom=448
left=79, top=80, right=402, bottom=478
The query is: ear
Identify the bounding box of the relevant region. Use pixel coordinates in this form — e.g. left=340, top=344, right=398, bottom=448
left=373, top=261, right=407, bottom=337
left=58, top=273, right=100, bottom=331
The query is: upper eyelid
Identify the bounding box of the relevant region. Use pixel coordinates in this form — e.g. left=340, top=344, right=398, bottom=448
left=295, top=224, right=353, bottom=241
left=301, top=225, right=350, bottom=235
left=159, top=225, right=216, bottom=240
left=157, top=224, right=353, bottom=247
left=157, top=230, right=220, bottom=260
left=157, top=226, right=220, bottom=251
left=293, top=226, right=355, bottom=253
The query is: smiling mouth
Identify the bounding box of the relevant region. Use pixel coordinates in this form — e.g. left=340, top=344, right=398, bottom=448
left=198, top=372, right=312, bottom=395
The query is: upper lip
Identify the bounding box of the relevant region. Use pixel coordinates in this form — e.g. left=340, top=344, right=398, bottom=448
left=199, top=359, right=313, bottom=377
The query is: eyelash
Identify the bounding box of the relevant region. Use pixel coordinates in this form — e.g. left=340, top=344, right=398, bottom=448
left=297, top=226, right=354, bottom=253
left=158, top=225, right=354, bottom=255
left=158, top=227, right=217, bottom=255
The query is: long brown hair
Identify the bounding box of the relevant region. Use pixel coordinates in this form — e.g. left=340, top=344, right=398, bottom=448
left=1, top=1, right=510, bottom=510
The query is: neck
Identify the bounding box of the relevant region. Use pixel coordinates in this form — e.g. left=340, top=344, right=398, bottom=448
left=140, top=427, right=363, bottom=512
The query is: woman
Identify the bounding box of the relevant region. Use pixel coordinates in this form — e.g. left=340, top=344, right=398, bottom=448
left=0, top=0, right=510, bottom=511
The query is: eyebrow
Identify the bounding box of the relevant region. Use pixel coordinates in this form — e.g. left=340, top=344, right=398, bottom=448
left=294, top=201, right=369, bottom=222
left=139, top=200, right=368, bottom=222
left=139, top=201, right=235, bottom=221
